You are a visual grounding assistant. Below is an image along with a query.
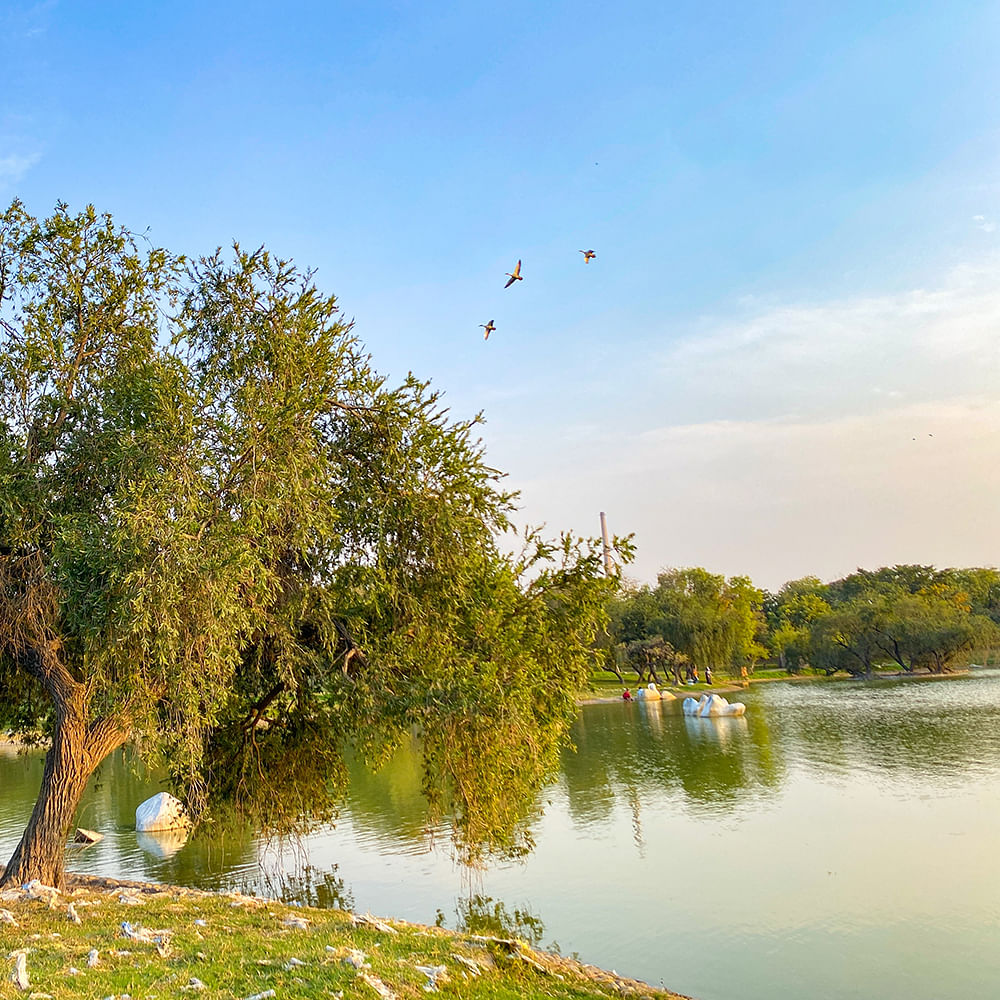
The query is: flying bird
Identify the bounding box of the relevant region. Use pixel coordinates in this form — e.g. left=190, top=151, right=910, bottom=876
left=504, top=260, right=523, bottom=288
left=480, top=320, right=496, bottom=340
left=579, top=249, right=596, bottom=263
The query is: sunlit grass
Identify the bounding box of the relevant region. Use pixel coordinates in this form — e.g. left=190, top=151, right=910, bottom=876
left=0, top=879, right=684, bottom=999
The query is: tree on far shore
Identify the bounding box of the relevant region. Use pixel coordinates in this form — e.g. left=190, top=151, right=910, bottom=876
left=0, top=201, right=628, bottom=887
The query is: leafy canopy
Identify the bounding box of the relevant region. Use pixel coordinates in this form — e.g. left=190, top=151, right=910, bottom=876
left=0, top=201, right=625, bottom=860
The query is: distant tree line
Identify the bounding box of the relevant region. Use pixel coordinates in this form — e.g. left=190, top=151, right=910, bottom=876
left=605, top=565, right=1000, bottom=682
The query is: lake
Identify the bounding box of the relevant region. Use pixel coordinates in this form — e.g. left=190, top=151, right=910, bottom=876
left=4, top=671, right=1000, bottom=1000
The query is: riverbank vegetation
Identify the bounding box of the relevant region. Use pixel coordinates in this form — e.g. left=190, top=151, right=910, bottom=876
left=0, top=872, right=679, bottom=999
left=603, top=564, right=1000, bottom=686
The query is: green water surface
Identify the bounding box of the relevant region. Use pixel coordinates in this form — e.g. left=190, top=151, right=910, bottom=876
left=3, top=671, right=1000, bottom=1000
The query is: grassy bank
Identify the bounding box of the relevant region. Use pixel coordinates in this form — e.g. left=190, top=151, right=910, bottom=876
left=0, top=871, right=687, bottom=1000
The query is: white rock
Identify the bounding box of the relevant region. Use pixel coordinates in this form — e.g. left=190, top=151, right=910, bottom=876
left=451, top=954, right=481, bottom=976
left=415, top=964, right=449, bottom=991
left=359, top=973, right=397, bottom=999
left=0, top=909, right=18, bottom=927
left=66, top=903, right=81, bottom=925
left=87, top=950, right=99, bottom=968
left=10, top=950, right=29, bottom=991
left=135, top=793, right=191, bottom=832
left=351, top=913, right=398, bottom=935
left=23, top=881, right=59, bottom=904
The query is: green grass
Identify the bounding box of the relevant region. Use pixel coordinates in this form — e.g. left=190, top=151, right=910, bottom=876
left=0, top=877, right=686, bottom=999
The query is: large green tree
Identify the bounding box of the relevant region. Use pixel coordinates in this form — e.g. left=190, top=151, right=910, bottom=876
left=0, top=202, right=624, bottom=886
left=650, top=568, right=764, bottom=677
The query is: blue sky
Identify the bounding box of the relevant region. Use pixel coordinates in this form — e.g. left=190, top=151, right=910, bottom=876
left=3, top=0, right=1000, bottom=589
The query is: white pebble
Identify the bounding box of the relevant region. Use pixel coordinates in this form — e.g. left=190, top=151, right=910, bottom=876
left=10, top=951, right=29, bottom=991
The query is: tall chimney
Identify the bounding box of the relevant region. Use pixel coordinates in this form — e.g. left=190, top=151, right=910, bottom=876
left=599, top=511, right=613, bottom=577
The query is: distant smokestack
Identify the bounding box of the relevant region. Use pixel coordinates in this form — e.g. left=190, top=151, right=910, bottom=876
left=599, top=511, right=613, bottom=577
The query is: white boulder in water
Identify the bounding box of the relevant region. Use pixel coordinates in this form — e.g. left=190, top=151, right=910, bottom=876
left=135, top=792, right=191, bottom=832
left=683, top=693, right=746, bottom=717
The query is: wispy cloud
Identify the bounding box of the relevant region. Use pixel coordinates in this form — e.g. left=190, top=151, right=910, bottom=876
left=0, top=152, right=40, bottom=186
left=3, top=0, right=56, bottom=40
left=973, top=214, right=996, bottom=233
left=489, top=257, right=1000, bottom=587
left=651, top=256, right=1000, bottom=427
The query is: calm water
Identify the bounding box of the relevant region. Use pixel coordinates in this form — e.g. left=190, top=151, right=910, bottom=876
left=4, top=672, right=1000, bottom=1000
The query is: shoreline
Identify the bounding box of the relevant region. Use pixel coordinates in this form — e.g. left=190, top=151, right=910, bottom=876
left=0, top=865, right=689, bottom=999
left=579, top=665, right=977, bottom=705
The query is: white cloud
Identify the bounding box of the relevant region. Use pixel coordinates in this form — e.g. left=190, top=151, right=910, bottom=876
left=649, top=257, right=1000, bottom=427
left=487, top=258, right=1000, bottom=589
left=973, top=214, right=996, bottom=233
left=2, top=1, right=56, bottom=40
left=0, top=152, right=40, bottom=187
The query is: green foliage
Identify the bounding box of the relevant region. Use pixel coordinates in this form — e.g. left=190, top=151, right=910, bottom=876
left=785, top=567, right=1000, bottom=677
left=607, top=568, right=765, bottom=678
left=621, top=636, right=688, bottom=685
left=608, top=563, right=1000, bottom=683
left=0, top=200, right=626, bottom=868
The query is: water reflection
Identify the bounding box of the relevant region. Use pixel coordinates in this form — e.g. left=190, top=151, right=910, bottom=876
left=443, top=893, right=546, bottom=949
left=256, top=863, right=353, bottom=910
left=135, top=829, right=189, bottom=860
left=682, top=713, right=749, bottom=746
left=563, top=699, right=784, bottom=819
left=747, top=672, right=1000, bottom=782
left=6, top=673, right=1000, bottom=1000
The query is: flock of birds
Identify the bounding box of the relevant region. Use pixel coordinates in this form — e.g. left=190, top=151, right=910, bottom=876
left=480, top=249, right=597, bottom=340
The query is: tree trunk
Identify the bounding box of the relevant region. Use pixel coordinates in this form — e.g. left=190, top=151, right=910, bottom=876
left=1, top=703, right=92, bottom=888
left=0, top=651, right=127, bottom=889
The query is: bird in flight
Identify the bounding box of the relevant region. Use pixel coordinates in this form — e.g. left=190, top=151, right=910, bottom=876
left=480, top=320, right=496, bottom=340
left=579, top=249, right=596, bottom=263
left=504, top=260, right=523, bottom=288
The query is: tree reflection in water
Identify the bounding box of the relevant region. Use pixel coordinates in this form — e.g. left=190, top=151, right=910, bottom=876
left=440, top=893, right=547, bottom=950
left=258, top=862, right=354, bottom=911
left=562, top=698, right=785, bottom=825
